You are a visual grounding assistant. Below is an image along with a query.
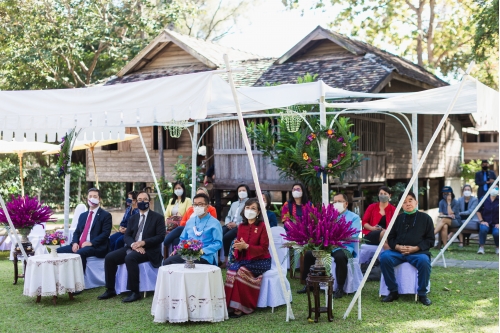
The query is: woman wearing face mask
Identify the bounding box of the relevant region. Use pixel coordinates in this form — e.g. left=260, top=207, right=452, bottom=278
left=281, top=183, right=310, bottom=225
left=224, top=198, right=271, bottom=318
left=109, top=191, right=139, bottom=251
left=220, top=184, right=251, bottom=268
left=164, top=181, right=192, bottom=220
left=261, top=191, right=278, bottom=227
left=434, top=186, right=461, bottom=249
left=163, top=187, right=217, bottom=256
left=476, top=186, right=499, bottom=255
left=362, top=186, right=396, bottom=249
left=457, top=184, right=480, bottom=244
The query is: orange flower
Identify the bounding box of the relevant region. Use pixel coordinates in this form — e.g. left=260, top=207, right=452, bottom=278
left=311, top=133, right=317, bottom=139
left=303, top=153, right=309, bottom=160
left=328, top=163, right=333, bottom=168
left=327, top=129, right=333, bottom=135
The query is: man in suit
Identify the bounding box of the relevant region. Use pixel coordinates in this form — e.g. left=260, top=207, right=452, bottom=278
left=98, top=191, right=165, bottom=303
left=475, top=160, right=497, bottom=199
left=57, top=188, right=112, bottom=276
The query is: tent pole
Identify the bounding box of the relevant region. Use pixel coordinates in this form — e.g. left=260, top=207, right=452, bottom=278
left=64, top=130, right=79, bottom=238
left=18, top=152, right=24, bottom=197
left=223, top=54, right=294, bottom=321
left=343, top=61, right=475, bottom=319
left=90, top=146, right=99, bottom=189
left=191, top=122, right=198, bottom=200
left=319, top=81, right=329, bottom=206
left=0, top=194, right=28, bottom=258
left=411, top=114, right=418, bottom=194
left=431, top=176, right=499, bottom=266
left=136, top=126, right=165, bottom=214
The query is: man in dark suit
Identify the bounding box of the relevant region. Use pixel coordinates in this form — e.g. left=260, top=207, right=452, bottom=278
left=475, top=160, right=497, bottom=199
left=57, top=188, right=112, bottom=274
left=98, top=191, right=165, bottom=303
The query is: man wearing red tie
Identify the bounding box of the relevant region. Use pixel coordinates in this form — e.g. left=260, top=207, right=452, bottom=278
left=98, top=191, right=165, bottom=303
left=57, top=188, right=112, bottom=276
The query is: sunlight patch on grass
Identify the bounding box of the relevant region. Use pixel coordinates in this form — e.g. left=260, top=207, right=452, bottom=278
left=393, top=319, right=446, bottom=330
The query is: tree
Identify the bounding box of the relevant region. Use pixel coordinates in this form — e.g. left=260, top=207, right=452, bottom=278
left=282, top=0, right=498, bottom=89
left=0, top=0, right=193, bottom=90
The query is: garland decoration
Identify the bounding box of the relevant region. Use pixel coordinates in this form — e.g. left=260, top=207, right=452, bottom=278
left=56, top=128, right=76, bottom=178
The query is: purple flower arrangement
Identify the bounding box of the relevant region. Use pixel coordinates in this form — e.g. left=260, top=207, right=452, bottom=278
left=0, top=195, right=55, bottom=229
left=41, top=231, right=67, bottom=246
left=172, top=239, right=204, bottom=257
left=283, top=203, right=358, bottom=252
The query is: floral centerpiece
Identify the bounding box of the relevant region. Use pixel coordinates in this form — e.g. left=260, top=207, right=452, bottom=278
left=172, top=239, right=204, bottom=269
left=0, top=195, right=55, bottom=242
left=41, top=231, right=67, bottom=257
left=283, top=203, right=358, bottom=276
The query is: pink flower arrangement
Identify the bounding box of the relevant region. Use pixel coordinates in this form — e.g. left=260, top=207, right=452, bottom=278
left=41, top=231, right=67, bottom=246
left=283, top=203, right=358, bottom=252
left=172, top=239, right=204, bottom=257
left=0, top=195, right=55, bottom=229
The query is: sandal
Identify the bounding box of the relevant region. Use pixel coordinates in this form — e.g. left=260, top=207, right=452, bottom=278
left=229, top=311, right=243, bottom=318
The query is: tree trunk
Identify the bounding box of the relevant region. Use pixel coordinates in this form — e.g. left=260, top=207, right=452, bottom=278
left=427, top=0, right=436, bottom=66
left=416, top=4, right=424, bottom=66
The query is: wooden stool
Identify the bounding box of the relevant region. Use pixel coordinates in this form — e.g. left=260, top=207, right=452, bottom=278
left=306, top=275, right=334, bottom=323
left=13, top=245, right=35, bottom=285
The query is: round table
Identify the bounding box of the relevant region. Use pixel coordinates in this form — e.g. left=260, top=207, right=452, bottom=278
left=23, top=253, right=85, bottom=305
left=151, top=264, right=228, bottom=323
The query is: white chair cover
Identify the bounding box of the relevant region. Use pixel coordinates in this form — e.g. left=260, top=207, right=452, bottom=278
left=0, top=234, right=12, bottom=251
left=84, top=256, right=106, bottom=289
left=115, top=261, right=159, bottom=294
left=56, top=204, right=87, bottom=244
left=379, top=262, right=431, bottom=296
left=28, top=222, right=48, bottom=256
left=331, top=256, right=363, bottom=293
left=359, top=244, right=379, bottom=264
left=257, top=226, right=292, bottom=308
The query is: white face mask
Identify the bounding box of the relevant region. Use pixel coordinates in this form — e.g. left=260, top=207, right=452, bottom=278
left=244, top=209, right=258, bottom=220
left=463, top=190, right=472, bottom=197
left=334, top=202, right=345, bottom=214
left=174, top=189, right=184, bottom=197
left=292, top=191, right=302, bottom=199
left=88, top=197, right=99, bottom=207
left=238, top=191, right=248, bottom=199
left=193, top=206, right=206, bottom=217
left=491, top=188, right=499, bottom=197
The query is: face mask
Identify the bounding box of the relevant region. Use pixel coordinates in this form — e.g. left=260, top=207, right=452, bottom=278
left=334, top=202, right=345, bottom=214
left=404, top=207, right=418, bottom=214
left=482, top=166, right=489, bottom=171
left=88, top=198, right=99, bottom=206
left=174, top=189, right=184, bottom=197
left=238, top=191, right=248, bottom=199
left=443, top=193, right=450, bottom=199
left=463, top=190, right=472, bottom=197
left=193, top=206, right=206, bottom=217
left=378, top=195, right=390, bottom=203
left=491, top=188, right=499, bottom=197
left=292, top=191, right=302, bottom=199
left=244, top=209, right=258, bottom=220
left=126, top=198, right=132, bottom=206
left=137, top=201, right=149, bottom=211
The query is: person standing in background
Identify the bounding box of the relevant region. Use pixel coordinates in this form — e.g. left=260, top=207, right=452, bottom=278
left=475, top=160, right=497, bottom=200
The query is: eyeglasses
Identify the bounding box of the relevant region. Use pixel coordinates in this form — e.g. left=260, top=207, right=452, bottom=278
left=193, top=203, right=207, bottom=207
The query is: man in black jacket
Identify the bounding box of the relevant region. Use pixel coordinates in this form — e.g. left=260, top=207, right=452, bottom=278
left=98, top=191, right=165, bottom=303
left=379, top=191, right=434, bottom=306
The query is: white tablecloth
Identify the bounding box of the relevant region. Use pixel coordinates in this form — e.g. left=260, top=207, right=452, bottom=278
left=151, top=264, right=228, bottom=323
left=23, top=253, right=85, bottom=297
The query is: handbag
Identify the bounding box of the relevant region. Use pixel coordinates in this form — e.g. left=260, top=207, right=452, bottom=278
left=165, top=215, right=182, bottom=234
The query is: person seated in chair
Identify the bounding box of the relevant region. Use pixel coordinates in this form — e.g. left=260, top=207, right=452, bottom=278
left=298, top=193, right=361, bottom=299
left=379, top=191, right=434, bottom=306
left=109, top=191, right=139, bottom=251
left=57, top=188, right=112, bottom=278
left=163, top=193, right=222, bottom=266
left=98, top=191, right=165, bottom=303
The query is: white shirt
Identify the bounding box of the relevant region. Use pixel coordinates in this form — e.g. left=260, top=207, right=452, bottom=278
left=136, top=210, right=149, bottom=242
left=81, top=206, right=99, bottom=244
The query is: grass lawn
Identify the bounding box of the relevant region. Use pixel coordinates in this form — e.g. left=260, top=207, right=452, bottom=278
left=429, top=240, right=500, bottom=262
left=0, top=251, right=497, bottom=333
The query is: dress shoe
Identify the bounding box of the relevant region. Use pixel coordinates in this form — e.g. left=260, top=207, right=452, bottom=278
left=97, top=289, right=117, bottom=300
left=229, top=312, right=243, bottom=318
left=418, top=295, right=432, bottom=306
left=72, top=290, right=82, bottom=296
left=333, top=289, right=346, bottom=299
left=122, top=292, right=142, bottom=303
left=297, top=286, right=313, bottom=294
left=381, top=291, right=399, bottom=302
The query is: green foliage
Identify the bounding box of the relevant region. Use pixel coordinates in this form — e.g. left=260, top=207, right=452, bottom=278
left=159, top=156, right=204, bottom=204
left=461, top=157, right=495, bottom=186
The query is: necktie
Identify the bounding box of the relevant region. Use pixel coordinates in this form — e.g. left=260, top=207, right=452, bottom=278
left=484, top=172, right=488, bottom=192
left=79, top=211, right=94, bottom=248
left=135, top=214, right=146, bottom=242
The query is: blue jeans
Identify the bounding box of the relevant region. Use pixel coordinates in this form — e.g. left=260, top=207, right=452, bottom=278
left=379, top=250, right=431, bottom=296
left=479, top=224, right=499, bottom=247
left=109, top=232, right=125, bottom=252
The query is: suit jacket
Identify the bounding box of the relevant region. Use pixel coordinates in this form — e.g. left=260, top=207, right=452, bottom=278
left=475, top=170, right=497, bottom=198
left=71, top=207, right=112, bottom=256
left=124, top=210, right=165, bottom=268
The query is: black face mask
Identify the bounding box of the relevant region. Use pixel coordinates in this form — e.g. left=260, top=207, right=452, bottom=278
left=137, top=201, right=149, bottom=210
left=482, top=166, right=489, bottom=171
